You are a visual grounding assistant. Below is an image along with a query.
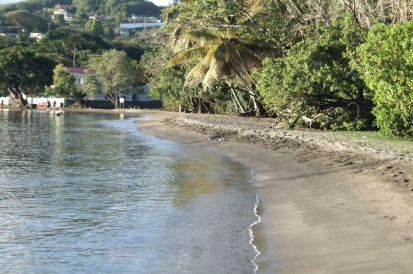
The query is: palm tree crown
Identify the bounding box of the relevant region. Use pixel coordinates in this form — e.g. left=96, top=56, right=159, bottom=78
left=168, top=29, right=262, bottom=89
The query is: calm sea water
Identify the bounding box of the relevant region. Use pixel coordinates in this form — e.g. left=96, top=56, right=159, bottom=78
left=0, top=109, right=260, bottom=273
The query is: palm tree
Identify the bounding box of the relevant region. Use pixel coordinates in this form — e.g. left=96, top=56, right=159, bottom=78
left=166, top=0, right=271, bottom=115
left=169, top=28, right=265, bottom=115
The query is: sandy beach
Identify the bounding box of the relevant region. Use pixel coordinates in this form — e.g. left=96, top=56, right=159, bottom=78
left=138, top=112, right=413, bottom=273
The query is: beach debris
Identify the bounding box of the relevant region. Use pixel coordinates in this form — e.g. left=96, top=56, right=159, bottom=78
left=302, top=115, right=315, bottom=129
left=218, top=138, right=224, bottom=142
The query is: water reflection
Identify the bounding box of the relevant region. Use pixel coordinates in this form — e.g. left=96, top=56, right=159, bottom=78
left=0, top=110, right=258, bottom=273
left=166, top=151, right=252, bottom=207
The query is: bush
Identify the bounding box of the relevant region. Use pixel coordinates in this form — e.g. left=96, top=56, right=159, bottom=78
left=255, top=16, right=370, bottom=129
left=358, top=22, right=413, bottom=137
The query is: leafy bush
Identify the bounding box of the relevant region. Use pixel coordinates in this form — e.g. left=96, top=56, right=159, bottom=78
left=317, top=108, right=369, bottom=131
left=255, top=15, right=371, bottom=129
left=358, top=22, right=413, bottom=137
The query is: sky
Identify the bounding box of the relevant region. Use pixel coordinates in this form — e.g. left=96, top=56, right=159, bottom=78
left=0, top=0, right=173, bottom=6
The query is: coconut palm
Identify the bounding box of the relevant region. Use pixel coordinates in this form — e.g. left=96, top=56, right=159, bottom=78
left=168, top=28, right=265, bottom=115
left=167, top=0, right=271, bottom=115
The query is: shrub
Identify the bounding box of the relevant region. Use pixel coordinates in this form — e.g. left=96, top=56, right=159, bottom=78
left=358, top=22, right=413, bottom=137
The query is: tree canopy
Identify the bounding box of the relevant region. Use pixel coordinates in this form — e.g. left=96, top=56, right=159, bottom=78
left=147, top=0, right=413, bottom=136
left=85, top=49, right=144, bottom=108
left=45, top=64, right=85, bottom=103
left=0, top=45, right=55, bottom=106
left=358, top=22, right=413, bottom=137
left=6, top=10, right=48, bottom=32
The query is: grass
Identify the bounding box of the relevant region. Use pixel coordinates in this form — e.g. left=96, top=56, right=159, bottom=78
left=324, top=130, right=413, bottom=154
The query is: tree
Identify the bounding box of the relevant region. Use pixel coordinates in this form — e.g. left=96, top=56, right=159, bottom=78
left=45, top=64, right=85, bottom=104
left=83, top=20, right=103, bottom=36
left=0, top=46, right=55, bottom=107
left=169, top=29, right=264, bottom=114
left=255, top=15, right=373, bottom=130
left=85, top=49, right=144, bottom=108
left=6, top=10, right=48, bottom=33
left=38, top=28, right=110, bottom=67
left=357, top=22, right=413, bottom=137
left=72, top=0, right=102, bottom=15
left=166, top=0, right=274, bottom=116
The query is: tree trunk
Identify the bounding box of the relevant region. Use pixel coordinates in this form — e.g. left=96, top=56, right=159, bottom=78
left=232, top=73, right=265, bottom=117
left=8, top=83, right=29, bottom=108
left=250, top=95, right=265, bottom=117
left=189, top=96, right=196, bottom=112
left=226, top=81, right=246, bottom=113
left=198, top=97, right=202, bottom=113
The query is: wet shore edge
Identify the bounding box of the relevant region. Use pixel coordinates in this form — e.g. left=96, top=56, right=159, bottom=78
left=137, top=112, right=413, bottom=273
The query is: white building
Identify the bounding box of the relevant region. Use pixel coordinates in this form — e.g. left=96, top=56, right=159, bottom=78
left=88, top=15, right=112, bottom=21
left=29, top=32, right=45, bottom=41
left=52, top=9, right=73, bottom=22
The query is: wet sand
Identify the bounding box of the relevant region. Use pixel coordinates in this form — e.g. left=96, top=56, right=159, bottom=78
left=137, top=112, right=413, bottom=273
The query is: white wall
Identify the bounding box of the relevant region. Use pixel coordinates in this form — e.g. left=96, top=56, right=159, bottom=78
left=26, top=96, right=65, bottom=107
left=0, top=97, right=10, bottom=106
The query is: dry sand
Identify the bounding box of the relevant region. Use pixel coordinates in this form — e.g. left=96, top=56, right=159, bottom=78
left=137, top=112, right=413, bottom=273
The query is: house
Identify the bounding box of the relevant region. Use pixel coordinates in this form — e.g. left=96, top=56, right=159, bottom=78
left=128, top=15, right=162, bottom=23
left=68, top=67, right=161, bottom=109
left=0, top=26, right=20, bottom=39
left=29, top=32, right=45, bottom=41
left=68, top=67, right=87, bottom=84
left=119, top=21, right=164, bottom=36
left=52, top=8, right=73, bottom=22
left=88, top=15, right=112, bottom=21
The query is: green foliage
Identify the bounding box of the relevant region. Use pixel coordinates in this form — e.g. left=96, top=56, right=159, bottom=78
left=111, top=40, right=144, bottom=61
left=46, top=64, right=85, bottom=103
left=255, top=15, right=371, bottom=129
left=72, top=0, right=103, bottom=16
left=0, top=45, right=55, bottom=93
left=6, top=10, right=48, bottom=32
left=0, top=0, right=71, bottom=14
left=83, top=20, right=103, bottom=36
left=148, top=66, right=193, bottom=111
left=72, top=0, right=160, bottom=19
left=357, top=22, right=413, bottom=137
left=38, top=28, right=110, bottom=66
left=86, top=49, right=144, bottom=108
left=316, top=108, right=369, bottom=131
left=169, top=29, right=262, bottom=89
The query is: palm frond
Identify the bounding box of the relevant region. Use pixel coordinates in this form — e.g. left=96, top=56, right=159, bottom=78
left=236, top=36, right=275, bottom=52
left=245, top=0, right=266, bottom=16
left=200, top=43, right=229, bottom=88
left=227, top=44, right=261, bottom=76
left=202, top=57, right=225, bottom=89
left=185, top=61, right=209, bottom=87
left=168, top=45, right=213, bottom=67
left=185, top=46, right=217, bottom=86
left=185, top=30, right=221, bottom=45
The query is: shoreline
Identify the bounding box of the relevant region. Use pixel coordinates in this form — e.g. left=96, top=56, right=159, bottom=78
left=138, top=112, right=413, bottom=273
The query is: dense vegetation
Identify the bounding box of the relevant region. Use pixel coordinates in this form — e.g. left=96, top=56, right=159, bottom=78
left=0, top=0, right=161, bottom=19
left=2, top=0, right=413, bottom=138
left=143, top=0, right=413, bottom=138
left=0, top=0, right=154, bottom=107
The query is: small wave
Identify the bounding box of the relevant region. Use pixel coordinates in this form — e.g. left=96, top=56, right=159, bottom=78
left=248, top=170, right=262, bottom=273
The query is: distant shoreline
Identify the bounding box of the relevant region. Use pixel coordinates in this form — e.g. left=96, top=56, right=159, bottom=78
left=138, top=112, right=413, bottom=273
